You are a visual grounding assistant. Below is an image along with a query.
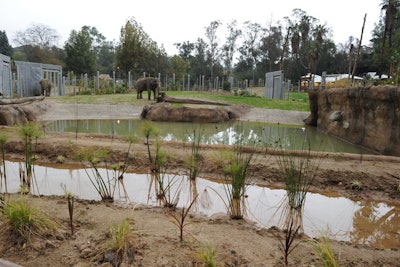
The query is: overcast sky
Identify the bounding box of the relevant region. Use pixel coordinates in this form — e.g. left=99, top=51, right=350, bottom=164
left=1, top=0, right=383, bottom=55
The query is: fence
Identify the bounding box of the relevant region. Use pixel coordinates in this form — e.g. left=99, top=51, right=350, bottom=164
left=14, top=61, right=63, bottom=97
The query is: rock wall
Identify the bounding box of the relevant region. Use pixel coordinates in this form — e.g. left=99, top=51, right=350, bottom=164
left=306, top=86, right=400, bottom=156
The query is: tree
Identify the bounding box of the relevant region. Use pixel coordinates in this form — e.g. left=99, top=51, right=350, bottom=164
left=97, top=41, right=116, bottom=74
left=14, top=23, right=59, bottom=49
left=259, top=22, right=283, bottom=72
left=205, top=20, right=222, bottom=83
left=0, top=30, right=12, bottom=56
left=64, top=27, right=97, bottom=75
left=237, top=21, right=262, bottom=84
left=116, top=17, right=170, bottom=82
left=222, top=20, right=241, bottom=74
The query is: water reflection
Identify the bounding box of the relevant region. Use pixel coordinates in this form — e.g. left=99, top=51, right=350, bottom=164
left=2, top=160, right=398, bottom=249
left=44, top=119, right=373, bottom=154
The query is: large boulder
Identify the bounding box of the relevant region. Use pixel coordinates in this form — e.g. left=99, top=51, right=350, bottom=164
left=306, top=86, right=400, bottom=156
left=141, top=103, right=246, bottom=123
left=0, top=97, right=46, bottom=125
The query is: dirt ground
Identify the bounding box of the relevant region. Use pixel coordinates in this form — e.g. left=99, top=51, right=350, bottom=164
left=0, top=98, right=400, bottom=267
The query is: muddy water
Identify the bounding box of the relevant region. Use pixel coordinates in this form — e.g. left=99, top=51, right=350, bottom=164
left=44, top=119, right=374, bottom=154
left=2, top=160, right=398, bottom=249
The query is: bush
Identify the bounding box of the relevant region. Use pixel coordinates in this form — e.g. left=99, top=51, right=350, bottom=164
left=223, top=81, right=231, bottom=91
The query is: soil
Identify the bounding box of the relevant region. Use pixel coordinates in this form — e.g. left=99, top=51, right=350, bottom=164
left=0, top=98, right=400, bottom=267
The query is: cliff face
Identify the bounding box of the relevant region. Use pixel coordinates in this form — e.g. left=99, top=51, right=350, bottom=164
left=306, top=86, right=400, bottom=156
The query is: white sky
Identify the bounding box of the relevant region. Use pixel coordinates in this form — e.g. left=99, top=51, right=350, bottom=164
left=1, top=0, right=383, bottom=55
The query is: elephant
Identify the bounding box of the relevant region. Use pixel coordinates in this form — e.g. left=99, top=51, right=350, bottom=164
left=135, top=77, right=160, bottom=100
left=39, top=79, right=53, bottom=97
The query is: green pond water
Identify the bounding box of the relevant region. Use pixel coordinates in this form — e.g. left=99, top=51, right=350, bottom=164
left=45, top=119, right=375, bottom=154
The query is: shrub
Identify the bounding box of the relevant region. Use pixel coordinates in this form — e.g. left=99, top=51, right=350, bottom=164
left=1, top=198, right=57, bottom=245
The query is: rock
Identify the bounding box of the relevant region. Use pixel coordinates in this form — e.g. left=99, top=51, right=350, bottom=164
left=308, top=86, right=400, bottom=156
left=141, top=103, right=242, bottom=123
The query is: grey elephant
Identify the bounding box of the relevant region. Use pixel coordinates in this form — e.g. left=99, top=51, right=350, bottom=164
left=39, top=79, right=53, bottom=97
left=135, top=77, right=160, bottom=100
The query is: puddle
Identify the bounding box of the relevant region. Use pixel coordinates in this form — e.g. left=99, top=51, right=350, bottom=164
left=44, top=119, right=374, bottom=154
left=2, top=160, right=398, bottom=249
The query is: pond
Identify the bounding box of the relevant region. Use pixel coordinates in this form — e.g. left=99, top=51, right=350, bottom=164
left=44, top=119, right=375, bottom=154
left=2, top=160, right=398, bottom=250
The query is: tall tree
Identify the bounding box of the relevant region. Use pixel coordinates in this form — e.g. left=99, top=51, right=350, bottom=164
left=259, top=22, right=283, bottom=72
left=0, top=30, right=12, bottom=56
left=238, top=21, right=262, bottom=83
left=116, top=17, right=162, bottom=78
left=222, top=20, right=241, bottom=75
left=64, top=27, right=96, bottom=75
left=14, top=23, right=59, bottom=49
left=205, top=20, right=221, bottom=83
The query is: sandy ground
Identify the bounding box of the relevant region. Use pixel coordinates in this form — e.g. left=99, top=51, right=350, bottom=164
left=0, top=98, right=400, bottom=266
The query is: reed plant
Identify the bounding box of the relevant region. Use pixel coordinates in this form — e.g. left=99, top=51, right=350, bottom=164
left=275, top=136, right=323, bottom=209
left=314, top=236, right=340, bottom=267
left=1, top=198, right=57, bottom=245
left=184, top=127, right=203, bottom=181
left=105, top=218, right=134, bottom=267
left=141, top=121, right=160, bottom=172
left=81, top=135, right=134, bottom=202
left=222, top=128, right=257, bottom=219
left=0, top=133, right=8, bottom=195
left=17, top=122, right=41, bottom=193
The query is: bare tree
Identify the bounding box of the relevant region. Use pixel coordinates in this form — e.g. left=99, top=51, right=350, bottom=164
left=14, top=23, right=59, bottom=49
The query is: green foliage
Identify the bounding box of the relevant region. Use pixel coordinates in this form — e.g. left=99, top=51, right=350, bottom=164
left=2, top=198, right=57, bottom=245
left=196, top=243, right=217, bottom=267
left=106, top=218, right=134, bottom=267
left=223, top=126, right=256, bottom=219
left=222, top=81, right=231, bottom=91
left=64, top=27, right=97, bottom=75
left=80, top=135, right=133, bottom=202
left=184, top=127, right=203, bottom=181
left=0, top=30, right=13, bottom=56
left=275, top=136, right=323, bottom=209
left=17, top=122, right=42, bottom=192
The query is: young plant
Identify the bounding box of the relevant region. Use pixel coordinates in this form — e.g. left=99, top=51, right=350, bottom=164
left=81, top=135, right=134, bottom=202
left=274, top=135, right=323, bottom=209
left=278, top=212, right=301, bottom=266
left=0, top=132, right=8, bottom=195
left=314, top=236, right=340, bottom=267
left=167, top=193, right=199, bottom=242
left=196, top=242, right=217, bottom=267
left=184, top=127, right=203, bottom=181
left=1, top=198, right=57, bottom=245
left=105, top=218, right=134, bottom=267
left=61, top=183, right=75, bottom=235
left=351, top=180, right=362, bottom=190
left=277, top=204, right=303, bottom=266
left=223, top=128, right=256, bottom=219
left=141, top=121, right=160, bottom=172
left=17, top=122, right=41, bottom=193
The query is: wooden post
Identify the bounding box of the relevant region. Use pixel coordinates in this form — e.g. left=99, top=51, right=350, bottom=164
left=351, top=13, right=367, bottom=85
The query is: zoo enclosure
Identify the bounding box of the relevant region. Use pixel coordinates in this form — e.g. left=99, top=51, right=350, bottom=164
left=0, top=53, right=63, bottom=98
